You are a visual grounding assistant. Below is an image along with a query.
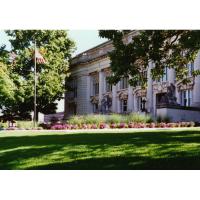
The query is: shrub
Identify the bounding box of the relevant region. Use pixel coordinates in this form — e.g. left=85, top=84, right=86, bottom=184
left=125, top=113, right=152, bottom=123
left=99, top=123, right=107, bottom=129
left=71, top=124, right=79, bottom=129
left=0, top=122, right=7, bottom=129
left=81, top=124, right=88, bottom=129
left=149, top=123, right=156, bottom=128
left=17, top=121, right=36, bottom=129
left=51, top=124, right=63, bottom=130
left=128, top=122, right=134, bottom=128
left=68, top=116, right=83, bottom=126
left=50, top=116, right=59, bottom=124
left=160, top=122, right=167, bottom=128
left=189, top=121, right=195, bottom=127
left=157, top=115, right=171, bottom=123
left=91, top=124, right=98, bottom=129
left=163, top=116, right=171, bottom=123
left=118, top=123, right=127, bottom=128
left=110, top=123, right=117, bottom=129
left=156, top=116, right=162, bottom=123
left=82, top=115, right=106, bottom=125
left=106, top=114, right=122, bottom=124
left=39, top=123, right=51, bottom=129
left=167, top=123, right=176, bottom=128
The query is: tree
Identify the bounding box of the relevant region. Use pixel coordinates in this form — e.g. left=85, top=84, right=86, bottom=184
left=0, top=30, right=75, bottom=120
left=99, top=30, right=200, bottom=88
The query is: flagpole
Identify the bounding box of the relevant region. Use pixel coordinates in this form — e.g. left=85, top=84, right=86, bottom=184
left=34, top=40, right=37, bottom=128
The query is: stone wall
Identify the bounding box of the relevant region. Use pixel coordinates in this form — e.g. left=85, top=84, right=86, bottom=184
left=157, top=106, right=200, bottom=122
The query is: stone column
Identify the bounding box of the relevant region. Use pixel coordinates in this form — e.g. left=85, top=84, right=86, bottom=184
left=146, top=62, right=153, bottom=114
left=64, top=91, right=69, bottom=119
left=133, top=93, right=137, bottom=112
left=86, top=75, right=93, bottom=113
left=152, top=91, right=157, bottom=119
left=192, top=52, right=200, bottom=107
left=98, top=70, right=104, bottom=110
left=128, top=85, right=134, bottom=112
left=168, top=68, right=175, bottom=84
left=117, top=98, right=121, bottom=113
left=112, top=85, right=117, bottom=112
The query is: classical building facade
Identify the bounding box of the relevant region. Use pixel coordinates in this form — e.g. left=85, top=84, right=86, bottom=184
left=65, top=32, right=200, bottom=122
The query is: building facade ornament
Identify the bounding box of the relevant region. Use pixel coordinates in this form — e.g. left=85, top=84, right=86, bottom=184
left=90, top=95, right=99, bottom=104
left=153, top=81, right=170, bottom=93
left=117, top=90, right=128, bottom=100
left=176, top=77, right=194, bottom=92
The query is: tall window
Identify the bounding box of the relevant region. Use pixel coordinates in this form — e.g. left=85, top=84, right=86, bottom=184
left=180, top=89, right=193, bottom=107
left=137, top=97, right=146, bottom=112
left=93, top=103, right=99, bottom=113
left=187, top=62, right=194, bottom=76
left=120, top=99, right=128, bottom=113
left=105, top=77, right=112, bottom=92
left=159, top=67, right=168, bottom=82
left=72, top=79, right=77, bottom=98
left=93, top=76, right=99, bottom=95
left=120, top=77, right=128, bottom=89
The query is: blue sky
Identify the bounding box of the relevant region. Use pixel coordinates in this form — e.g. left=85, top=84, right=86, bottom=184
left=0, top=30, right=107, bottom=56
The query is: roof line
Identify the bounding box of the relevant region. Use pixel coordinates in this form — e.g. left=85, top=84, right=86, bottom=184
left=73, top=39, right=111, bottom=58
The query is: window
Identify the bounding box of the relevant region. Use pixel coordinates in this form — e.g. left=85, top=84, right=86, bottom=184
left=187, top=62, right=194, bottom=76
left=137, top=97, right=146, bottom=112
left=92, top=76, right=99, bottom=95
left=120, top=77, right=128, bottom=89
left=120, top=99, right=128, bottom=113
left=72, top=79, right=77, bottom=98
left=105, top=77, right=112, bottom=92
left=180, top=89, right=193, bottom=107
left=93, top=103, right=99, bottom=113
left=158, top=67, right=168, bottom=82
left=136, top=71, right=147, bottom=86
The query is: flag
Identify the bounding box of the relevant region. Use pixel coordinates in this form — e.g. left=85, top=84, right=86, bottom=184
left=9, top=52, right=17, bottom=63
left=35, top=49, right=46, bottom=64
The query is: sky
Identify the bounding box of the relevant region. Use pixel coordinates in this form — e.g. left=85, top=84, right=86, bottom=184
left=0, top=30, right=107, bottom=56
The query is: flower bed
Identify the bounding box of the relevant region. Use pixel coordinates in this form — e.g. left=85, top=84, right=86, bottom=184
left=39, top=121, right=196, bottom=130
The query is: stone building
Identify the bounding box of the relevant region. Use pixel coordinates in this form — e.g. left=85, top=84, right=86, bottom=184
left=65, top=31, right=200, bottom=122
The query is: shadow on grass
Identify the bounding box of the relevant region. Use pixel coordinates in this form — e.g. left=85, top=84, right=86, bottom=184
left=28, top=155, right=200, bottom=170
left=1, top=130, right=200, bottom=169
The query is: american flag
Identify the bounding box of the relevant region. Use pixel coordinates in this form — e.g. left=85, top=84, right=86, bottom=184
left=9, top=52, right=17, bottom=63
left=35, top=49, right=46, bottom=64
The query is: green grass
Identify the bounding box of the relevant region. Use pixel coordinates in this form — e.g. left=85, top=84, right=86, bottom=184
left=1, top=128, right=200, bottom=169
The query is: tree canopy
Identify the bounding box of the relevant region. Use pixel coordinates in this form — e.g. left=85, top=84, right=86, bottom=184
left=99, top=30, right=200, bottom=87
left=0, top=30, right=75, bottom=120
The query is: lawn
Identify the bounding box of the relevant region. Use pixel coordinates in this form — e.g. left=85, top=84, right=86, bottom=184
left=1, top=128, right=200, bottom=169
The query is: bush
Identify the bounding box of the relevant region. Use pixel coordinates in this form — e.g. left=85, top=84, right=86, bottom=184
left=83, top=115, right=106, bottom=125
left=0, top=122, right=8, bottom=129
left=189, top=121, right=195, bottom=127
left=125, top=113, right=152, bottom=123
left=99, top=123, right=107, bottom=129
left=50, top=116, right=59, bottom=124
left=68, top=116, right=83, bottom=126
left=110, top=123, right=117, bottom=129
left=118, top=123, right=128, bottom=128
left=17, top=121, right=36, bottom=129
left=91, top=124, right=98, bottom=129
left=106, top=114, right=122, bottom=124
left=156, top=115, right=171, bottom=123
